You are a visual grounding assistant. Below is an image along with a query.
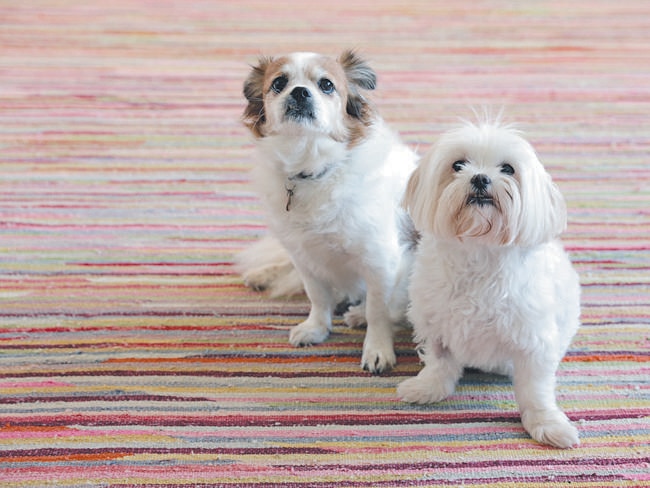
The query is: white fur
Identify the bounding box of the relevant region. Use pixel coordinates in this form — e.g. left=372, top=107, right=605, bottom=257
left=398, top=122, right=581, bottom=448
left=238, top=235, right=303, bottom=298
left=237, top=51, right=418, bottom=373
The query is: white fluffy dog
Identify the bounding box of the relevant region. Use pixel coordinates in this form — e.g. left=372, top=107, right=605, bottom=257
left=238, top=50, right=418, bottom=373
left=397, top=122, right=581, bottom=448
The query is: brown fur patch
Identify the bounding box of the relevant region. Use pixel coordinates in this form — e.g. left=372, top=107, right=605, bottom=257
left=241, top=50, right=377, bottom=146
left=242, top=56, right=290, bottom=138
left=339, top=50, right=377, bottom=147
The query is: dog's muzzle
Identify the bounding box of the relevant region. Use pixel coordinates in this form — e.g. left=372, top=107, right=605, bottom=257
left=467, top=173, right=494, bottom=206
left=285, top=86, right=315, bottom=121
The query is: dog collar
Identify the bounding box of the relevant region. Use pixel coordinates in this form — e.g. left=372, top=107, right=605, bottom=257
left=285, top=165, right=334, bottom=211
left=288, top=165, right=332, bottom=181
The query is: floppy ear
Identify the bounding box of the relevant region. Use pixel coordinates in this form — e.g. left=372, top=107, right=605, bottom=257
left=339, top=50, right=376, bottom=121
left=242, top=56, right=272, bottom=138
left=339, top=50, right=377, bottom=90
left=402, top=162, right=438, bottom=233
left=402, top=164, right=421, bottom=212
left=517, top=165, right=567, bottom=246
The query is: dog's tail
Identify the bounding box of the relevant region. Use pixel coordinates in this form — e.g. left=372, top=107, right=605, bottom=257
left=235, top=235, right=304, bottom=298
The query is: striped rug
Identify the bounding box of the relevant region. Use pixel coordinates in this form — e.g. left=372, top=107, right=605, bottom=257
left=1, top=0, right=648, bottom=486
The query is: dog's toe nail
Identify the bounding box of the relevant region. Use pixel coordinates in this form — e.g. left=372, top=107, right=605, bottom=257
left=374, top=357, right=381, bottom=371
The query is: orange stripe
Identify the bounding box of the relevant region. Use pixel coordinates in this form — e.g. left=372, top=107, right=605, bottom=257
left=4, top=452, right=125, bottom=463
left=105, top=355, right=359, bottom=364
left=0, top=425, right=70, bottom=433
left=564, top=353, right=649, bottom=362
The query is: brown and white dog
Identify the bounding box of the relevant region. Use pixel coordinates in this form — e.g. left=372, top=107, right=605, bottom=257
left=237, top=50, right=418, bottom=373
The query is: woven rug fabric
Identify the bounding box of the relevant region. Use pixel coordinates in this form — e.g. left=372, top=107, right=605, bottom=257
left=1, top=1, right=649, bottom=486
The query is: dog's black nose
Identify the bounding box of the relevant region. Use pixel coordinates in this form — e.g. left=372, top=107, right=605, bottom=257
left=285, top=86, right=315, bottom=121
left=290, top=86, right=311, bottom=101
left=471, top=174, right=491, bottom=191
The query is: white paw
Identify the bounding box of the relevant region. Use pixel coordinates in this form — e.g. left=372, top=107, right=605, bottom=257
left=237, top=236, right=300, bottom=296
left=361, top=342, right=396, bottom=374
left=242, top=266, right=277, bottom=292
left=289, top=319, right=330, bottom=346
left=343, top=304, right=366, bottom=328
left=397, top=374, right=454, bottom=404
left=521, top=409, right=580, bottom=449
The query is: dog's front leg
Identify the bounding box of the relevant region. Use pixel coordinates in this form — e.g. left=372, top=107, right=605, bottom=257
left=512, top=353, right=579, bottom=449
left=288, top=271, right=334, bottom=347
left=361, top=284, right=398, bottom=374
left=397, top=340, right=463, bottom=403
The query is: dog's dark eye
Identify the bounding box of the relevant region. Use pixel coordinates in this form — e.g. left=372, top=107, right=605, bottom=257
left=271, top=75, right=288, bottom=93
left=500, top=163, right=515, bottom=175
left=318, top=78, right=335, bottom=94
left=452, top=160, right=466, bottom=172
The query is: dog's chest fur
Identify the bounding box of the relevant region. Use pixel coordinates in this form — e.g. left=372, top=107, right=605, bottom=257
left=410, top=237, right=580, bottom=370
left=251, top=122, right=415, bottom=296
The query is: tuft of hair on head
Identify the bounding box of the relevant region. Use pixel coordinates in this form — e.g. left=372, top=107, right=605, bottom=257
left=242, top=55, right=274, bottom=138
left=454, top=106, right=522, bottom=135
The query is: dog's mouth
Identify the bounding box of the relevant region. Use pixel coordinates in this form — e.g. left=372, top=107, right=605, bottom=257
left=467, top=193, right=494, bottom=207
left=284, top=99, right=316, bottom=122
left=285, top=106, right=315, bottom=121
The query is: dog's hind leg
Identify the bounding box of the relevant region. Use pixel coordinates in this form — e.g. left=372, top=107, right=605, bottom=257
left=236, top=235, right=304, bottom=298
left=343, top=300, right=366, bottom=328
